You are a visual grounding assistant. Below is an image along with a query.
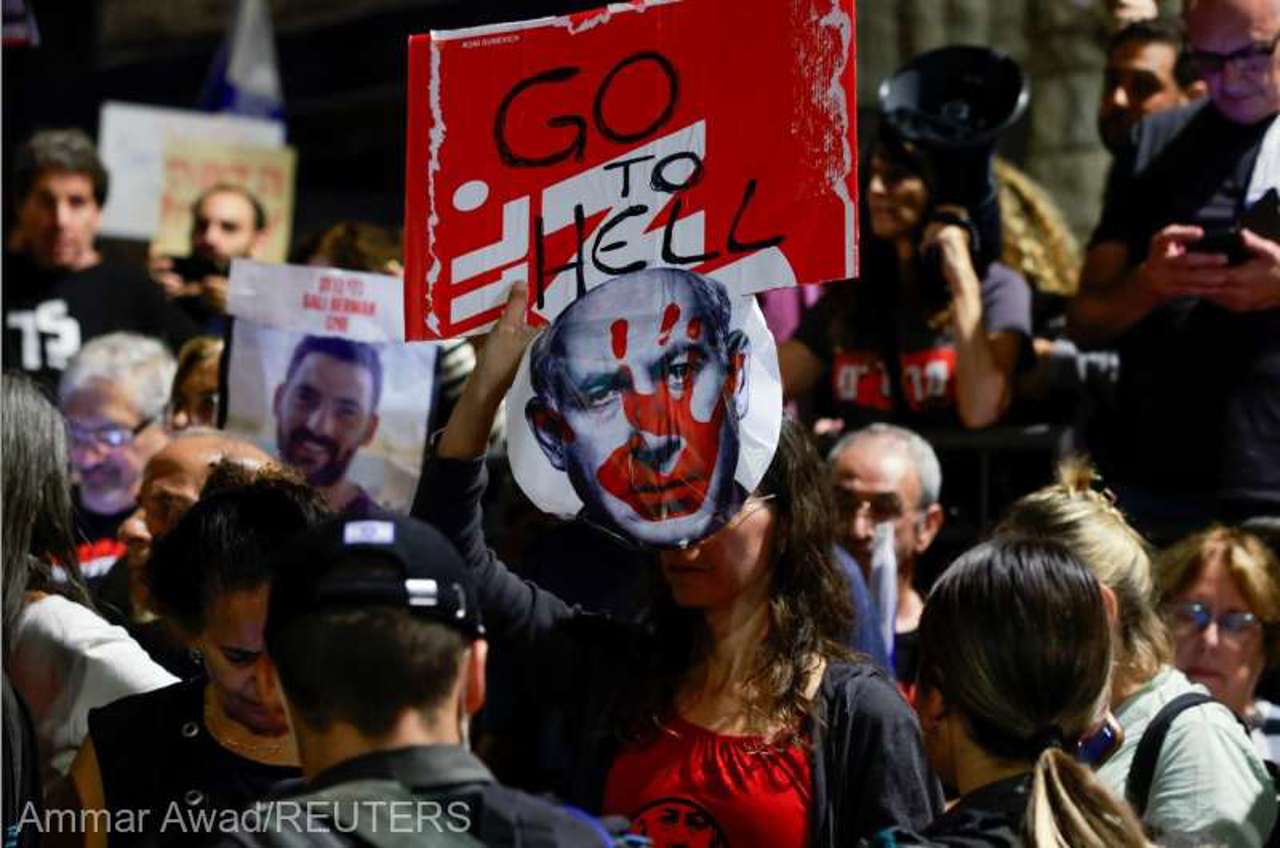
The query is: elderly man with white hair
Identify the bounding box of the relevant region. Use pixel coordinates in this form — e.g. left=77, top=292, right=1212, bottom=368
left=828, top=423, right=945, bottom=687
left=58, top=332, right=175, bottom=579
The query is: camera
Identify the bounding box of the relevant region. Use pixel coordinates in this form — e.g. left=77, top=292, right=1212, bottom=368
left=170, top=253, right=229, bottom=282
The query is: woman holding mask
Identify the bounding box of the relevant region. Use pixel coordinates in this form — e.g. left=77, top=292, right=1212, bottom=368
left=418, top=284, right=941, bottom=847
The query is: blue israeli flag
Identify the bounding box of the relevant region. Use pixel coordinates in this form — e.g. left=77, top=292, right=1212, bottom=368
left=199, top=0, right=283, bottom=120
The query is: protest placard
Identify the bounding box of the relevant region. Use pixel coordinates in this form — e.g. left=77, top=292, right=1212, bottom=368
left=152, top=139, right=297, bottom=263
left=224, top=261, right=437, bottom=514
left=506, top=267, right=782, bottom=548
left=403, top=0, right=857, bottom=340
left=98, top=101, right=285, bottom=240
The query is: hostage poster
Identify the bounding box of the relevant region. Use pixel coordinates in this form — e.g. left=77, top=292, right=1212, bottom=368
left=403, top=0, right=858, bottom=340
left=225, top=261, right=438, bottom=514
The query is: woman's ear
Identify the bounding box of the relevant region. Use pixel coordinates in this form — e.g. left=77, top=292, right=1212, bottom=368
left=1099, top=584, right=1119, bottom=628
left=915, top=684, right=948, bottom=731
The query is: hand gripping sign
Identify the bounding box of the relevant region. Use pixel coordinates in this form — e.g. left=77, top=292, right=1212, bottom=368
left=506, top=268, right=782, bottom=548
left=403, top=0, right=858, bottom=340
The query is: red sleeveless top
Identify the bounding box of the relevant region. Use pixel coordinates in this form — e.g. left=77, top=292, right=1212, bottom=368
left=603, top=715, right=812, bottom=847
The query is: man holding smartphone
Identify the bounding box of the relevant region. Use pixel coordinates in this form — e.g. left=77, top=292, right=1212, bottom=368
left=150, top=183, right=268, bottom=334
left=1068, top=0, right=1280, bottom=530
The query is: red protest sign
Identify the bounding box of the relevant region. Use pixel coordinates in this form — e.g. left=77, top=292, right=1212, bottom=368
left=403, top=0, right=857, bottom=340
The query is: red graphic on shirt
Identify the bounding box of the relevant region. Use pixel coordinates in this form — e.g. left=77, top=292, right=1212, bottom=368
left=831, top=350, right=892, bottom=411
left=898, top=347, right=956, bottom=412
left=595, top=347, right=730, bottom=521
left=831, top=347, right=956, bottom=413
left=631, top=797, right=729, bottom=848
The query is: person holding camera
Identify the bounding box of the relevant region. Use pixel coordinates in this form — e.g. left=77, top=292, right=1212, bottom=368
left=779, top=122, right=1032, bottom=432
left=150, top=183, right=268, bottom=336
left=1068, top=0, right=1280, bottom=529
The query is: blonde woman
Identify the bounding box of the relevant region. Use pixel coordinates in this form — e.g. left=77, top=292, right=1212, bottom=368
left=998, top=464, right=1277, bottom=846
left=1156, top=526, right=1280, bottom=762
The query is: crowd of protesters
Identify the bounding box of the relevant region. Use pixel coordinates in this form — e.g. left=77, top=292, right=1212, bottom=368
left=4, top=0, right=1280, bottom=845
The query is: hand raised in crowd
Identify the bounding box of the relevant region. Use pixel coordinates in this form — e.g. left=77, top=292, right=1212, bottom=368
left=438, top=281, right=538, bottom=459
left=1137, top=224, right=1229, bottom=303
left=147, top=251, right=200, bottom=299
left=199, top=273, right=231, bottom=315
left=921, top=206, right=983, bottom=329
left=1208, top=229, right=1280, bottom=313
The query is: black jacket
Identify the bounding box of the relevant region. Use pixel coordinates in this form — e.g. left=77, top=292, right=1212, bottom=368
left=414, top=456, right=943, bottom=847
left=866, top=773, right=1028, bottom=847
left=216, top=746, right=610, bottom=848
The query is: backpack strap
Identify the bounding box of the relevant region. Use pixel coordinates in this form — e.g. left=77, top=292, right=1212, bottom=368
left=1124, top=692, right=1215, bottom=816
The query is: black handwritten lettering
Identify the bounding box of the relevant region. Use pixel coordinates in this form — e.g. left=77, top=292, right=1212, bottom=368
left=534, top=204, right=588, bottom=307
left=494, top=67, right=587, bottom=167
left=661, top=198, right=720, bottom=265
left=593, top=52, right=679, bottom=145
left=727, top=179, right=786, bottom=253
left=650, top=151, right=704, bottom=194
left=591, top=205, right=649, bottom=276
left=602, top=155, right=656, bottom=199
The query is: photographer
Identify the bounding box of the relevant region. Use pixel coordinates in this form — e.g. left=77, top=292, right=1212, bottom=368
left=150, top=184, right=268, bottom=335
left=779, top=121, right=1031, bottom=431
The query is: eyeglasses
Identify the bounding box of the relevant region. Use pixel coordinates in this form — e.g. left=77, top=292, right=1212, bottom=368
left=66, top=417, right=156, bottom=449
left=1165, top=601, right=1262, bottom=640
left=832, top=488, right=911, bottom=524
left=1188, top=33, right=1280, bottom=77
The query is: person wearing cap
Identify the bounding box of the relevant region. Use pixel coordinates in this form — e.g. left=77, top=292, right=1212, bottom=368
left=64, top=466, right=328, bottom=848
left=779, top=51, right=1033, bottom=432
left=215, top=514, right=615, bottom=848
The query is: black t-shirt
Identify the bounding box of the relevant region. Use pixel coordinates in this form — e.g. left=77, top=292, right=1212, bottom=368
left=792, top=261, right=1031, bottom=429
left=1, top=252, right=196, bottom=393
left=73, top=496, right=132, bottom=581
left=89, top=677, right=299, bottom=847
left=1089, top=102, right=1280, bottom=508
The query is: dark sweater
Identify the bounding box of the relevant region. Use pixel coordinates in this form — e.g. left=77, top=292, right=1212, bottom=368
left=415, top=456, right=943, bottom=847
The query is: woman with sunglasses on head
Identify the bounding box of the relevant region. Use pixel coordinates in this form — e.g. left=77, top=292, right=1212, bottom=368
left=417, top=287, right=942, bottom=847
left=998, top=462, right=1277, bottom=846
left=1156, top=526, right=1280, bottom=763
left=876, top=537, right=1152, bottom=847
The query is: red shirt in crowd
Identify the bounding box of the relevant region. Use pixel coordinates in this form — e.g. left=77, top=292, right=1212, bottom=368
left=603, top=715, right=812, bottom=848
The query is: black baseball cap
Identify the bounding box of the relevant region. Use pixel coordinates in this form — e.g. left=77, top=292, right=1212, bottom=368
left=265, top=515, right=484, bottom=640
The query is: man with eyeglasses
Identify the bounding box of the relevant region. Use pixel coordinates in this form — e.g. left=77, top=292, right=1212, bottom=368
left=58, top=333, right=175, bottom=580
left=1069, top=0, right=1280, bottom=531
left=828, top=424, right=944, bottom=686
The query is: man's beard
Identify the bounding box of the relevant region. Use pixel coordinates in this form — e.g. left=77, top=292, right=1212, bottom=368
left=277, top=425, right=357, bottom=487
